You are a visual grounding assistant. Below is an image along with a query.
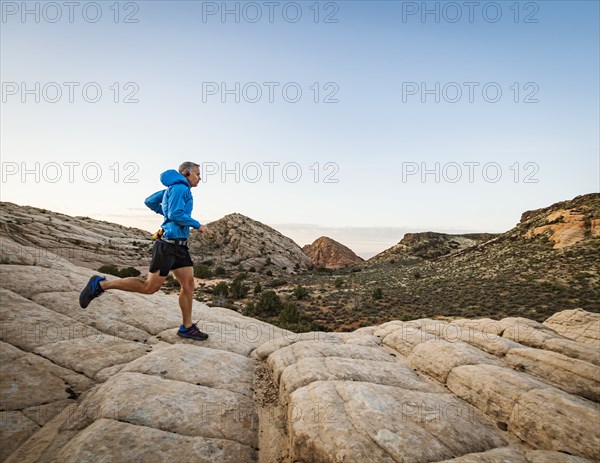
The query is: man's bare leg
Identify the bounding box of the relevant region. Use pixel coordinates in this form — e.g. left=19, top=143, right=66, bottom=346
left=172, top=266, right=195, bottom=327
left=100, top=270, right=166, bottom=294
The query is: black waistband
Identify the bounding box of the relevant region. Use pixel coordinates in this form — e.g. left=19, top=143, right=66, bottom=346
left=159, top=238, right=188, bottom=246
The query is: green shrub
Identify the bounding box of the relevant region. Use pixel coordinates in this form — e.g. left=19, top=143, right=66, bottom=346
left=230, top=277, right=249, bottom=299
left=334, top=278, right=344, bottom=288
left=165, top=274, right=180, bottom=288
left=372, top=288, right=383, bottom=300
left=118, top=267, right=141, bottom=278
left=249, top=266, right=256, bottom=273
left=98, top=264, right=120, bottom=276
left=249, top=290, right=283, bottom=317
left=98, top=264, right=140, bottom=278
left=254, top=282, right=262, bottom=294
left=280, top=302, right=300, bottom=324
left=293, top=285, right=309, bottom=300
left=213, top=281, right=229, bottom=298
left=215, top=267, right=226, bottom=276
left=265, top=269, right=273, bottom=276
left=194, top=264, right=213, bottom=279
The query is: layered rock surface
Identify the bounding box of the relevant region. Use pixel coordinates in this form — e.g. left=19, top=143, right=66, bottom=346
left=1, top=229, right=599, bottom=462
left=0, top=202, right=153, bottom=271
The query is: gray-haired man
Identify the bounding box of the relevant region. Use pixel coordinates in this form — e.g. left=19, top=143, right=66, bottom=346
left=79, top=162, right=209, bottom=341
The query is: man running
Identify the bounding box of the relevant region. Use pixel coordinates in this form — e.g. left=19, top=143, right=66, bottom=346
left=79, top=161, right=210, bottom=341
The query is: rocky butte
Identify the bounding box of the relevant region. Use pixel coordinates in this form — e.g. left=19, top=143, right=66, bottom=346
left=302, top=236, right=364, bottom=269
left=0, top=203, right=599, bottom=463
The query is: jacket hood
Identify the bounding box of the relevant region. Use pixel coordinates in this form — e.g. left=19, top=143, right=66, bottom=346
left=160, top=169, right=190, bottom=187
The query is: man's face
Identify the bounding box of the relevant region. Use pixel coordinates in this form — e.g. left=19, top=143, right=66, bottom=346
left=187, top=167, right=201, bottom=187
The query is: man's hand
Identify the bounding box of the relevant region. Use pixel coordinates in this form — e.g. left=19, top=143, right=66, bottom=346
left=199, top=225, right=208, bottom=233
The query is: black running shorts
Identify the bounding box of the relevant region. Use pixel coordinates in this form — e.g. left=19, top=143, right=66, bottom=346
left=149, top=240, right=193, bottom=277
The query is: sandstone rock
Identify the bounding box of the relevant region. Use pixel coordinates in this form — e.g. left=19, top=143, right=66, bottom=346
left=251, top=331, right=341, bottom=360
left=289, top=381, right=506, bottom=463
left=31, top=292, right=154, bottom=343
left=302, top=236, right=364, bottom=269
left=268, top=341, right=399, bottom=384
left=3, top=403, right=76, bottom=463
left=408, top=339, right=503, bottom=383
left=524, top=208, right=589, bottom=249
left=119, top=344, right=255, bottom=396
left=1, top=344, right=72, bottom=410
left=279, top=357, right=446, bottom=400
left=155, top=322, right=258, bottom=357
left=381, top=325, right=438, bottom=356
left=502, top=319, right=599, bottom=366
left=0, top=411, right=39, bottom=460
left=446, top=364, right=551, bottom=423
left=93, top=363, right=127, bottom=382
left=524, top=449, right=596, bottom=463
left=65, top=372, right=258, bottom=448
left=417, top=321, right=520, bottom=357
left=0, top=202, right=153, bottom=271
left=0, top=342, right=93, bottom=403
left=0, top=265, right=74, bottom=298
left=49, top=418, right=256, bottom=463
left=509, top=388, right=600, bottom=460
left=543, top=309, right=600, bottom=348
left=435, top=447, right=529, bottom=462
left=251, top=331, right=378, bottom=361
left=0, top=237, right=37, bottom=265
left=505, top=347, right=600, bottom=401
left=451, top=318, right=512, bottom=336
left=34, top=335, right=148, bottom=378
left=436, top=448, right=597, bottom=463
left=0, top=288, right=102, bottom=352
left=22, top=400, right=75, bottom=426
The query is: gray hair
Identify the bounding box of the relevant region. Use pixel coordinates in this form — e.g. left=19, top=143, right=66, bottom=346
left=178, top=161, right=200, bottom=175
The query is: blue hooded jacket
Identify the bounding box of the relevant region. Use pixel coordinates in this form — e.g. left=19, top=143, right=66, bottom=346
left=144, top=169, right=201, bottom=239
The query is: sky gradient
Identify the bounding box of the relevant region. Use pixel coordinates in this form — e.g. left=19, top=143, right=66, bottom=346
left=2, top=0, right=599, bottom=258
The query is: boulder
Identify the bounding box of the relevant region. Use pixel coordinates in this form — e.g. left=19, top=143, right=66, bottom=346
left=505, top=347, right=600, bottom=401
left=543, top=309, right=600, bottom=348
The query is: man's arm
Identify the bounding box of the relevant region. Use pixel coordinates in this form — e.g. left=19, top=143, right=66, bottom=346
left=144, top=190, right=165, bottom=215
left=165, top=185, right=201, bottom=229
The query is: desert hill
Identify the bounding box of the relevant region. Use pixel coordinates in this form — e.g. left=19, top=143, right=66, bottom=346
left=0, top=220, right=599, bottom=462
left=188, top=212, right=312, bottom=274
left=369, top=231, right=498, bottom=263
left=291, top=194, right=599, bottom=330
left=302, top=236, right=364, bottom=269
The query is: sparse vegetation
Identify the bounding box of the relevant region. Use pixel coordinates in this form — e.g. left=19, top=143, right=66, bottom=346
left=194, top=263, right=213, bottom=279
left=229, top=277, right=249, bottom=299
left=372, top=288, right=383, bottom=300
left=293, top=285, right=309, bottom=300
left=212, top=281, right=229, bottom=298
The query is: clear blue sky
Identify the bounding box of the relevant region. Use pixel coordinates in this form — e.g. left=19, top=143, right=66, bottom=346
left=2, top=1, right=599, bottom=257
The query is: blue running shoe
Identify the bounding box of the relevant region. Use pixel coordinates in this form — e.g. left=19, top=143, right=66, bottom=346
left=79, top=275, right=106, bottom=308
left=177, top=323, right=209, bottom=341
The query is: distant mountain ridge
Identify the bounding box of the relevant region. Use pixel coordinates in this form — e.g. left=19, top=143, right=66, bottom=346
left=369, top=231, right=498, bottom=263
